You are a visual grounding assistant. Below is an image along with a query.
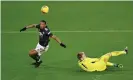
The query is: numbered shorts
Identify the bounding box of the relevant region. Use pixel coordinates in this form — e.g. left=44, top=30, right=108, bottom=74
left=35, top=43, right=49, bottom=56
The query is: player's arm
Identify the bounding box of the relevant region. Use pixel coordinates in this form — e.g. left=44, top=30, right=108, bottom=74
left=50, top=35, right=66, bottom=48
left=20, top=24, right=37, bottom=32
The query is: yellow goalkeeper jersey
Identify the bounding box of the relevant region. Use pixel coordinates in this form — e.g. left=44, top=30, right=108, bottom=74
left=78, top=57, right=106, bottom=72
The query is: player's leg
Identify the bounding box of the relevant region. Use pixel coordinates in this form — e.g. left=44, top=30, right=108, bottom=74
left=111, top=51, right=126, bottom=56
left=29, top=43, right=44, bottom=67
left=34, top=44, right=49, bottom=67
left=100, top=51, right=125, bottom=63
left=29, top=49, right=41, bottom=64
left=100, top=53, right=111, bottom=63
left=100, top=47, right=128, bottom=63
left=111, top=47, right=128, bottom=56
left=106, top=62, right=114, bottom=66
left=107, top=62, right=123, bottom=68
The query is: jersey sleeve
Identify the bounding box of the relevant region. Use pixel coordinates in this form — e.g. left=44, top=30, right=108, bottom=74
left=45, top=28, right=53, bottom=37
left=35, top=24, right=40, bottom=29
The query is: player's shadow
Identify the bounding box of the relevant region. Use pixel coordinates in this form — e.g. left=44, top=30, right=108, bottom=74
left=76, top=67, right=130, bottom=75
left=41, top=64, right=129, bottom=75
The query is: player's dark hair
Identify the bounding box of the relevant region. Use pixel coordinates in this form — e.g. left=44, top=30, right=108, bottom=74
left=77, top=53, right=83, bottom=60
left=40, top=20, right=46, bottom=24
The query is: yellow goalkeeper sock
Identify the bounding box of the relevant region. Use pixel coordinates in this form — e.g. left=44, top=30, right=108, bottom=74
left=111, top=51, right=126, bottom=56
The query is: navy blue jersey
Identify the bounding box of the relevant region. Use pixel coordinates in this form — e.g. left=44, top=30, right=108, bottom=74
left=36, top=24, right=53, bottom=47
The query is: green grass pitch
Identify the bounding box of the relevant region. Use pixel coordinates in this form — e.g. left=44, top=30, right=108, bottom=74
left=1, top=1, right=133, bottom=80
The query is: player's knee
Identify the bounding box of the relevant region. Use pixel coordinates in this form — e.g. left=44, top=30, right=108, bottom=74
left=29, top=51, right=33, bottom=56
left=29, top=50, right=37, bottom=56
left=106, top=53, right=112, bottom=57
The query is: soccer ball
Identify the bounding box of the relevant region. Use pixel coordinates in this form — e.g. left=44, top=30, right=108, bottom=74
left=41, top=5, right=49, bottom=14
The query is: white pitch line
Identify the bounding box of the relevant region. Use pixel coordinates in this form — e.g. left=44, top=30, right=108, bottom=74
left=1, top=30, right=133, bottom=33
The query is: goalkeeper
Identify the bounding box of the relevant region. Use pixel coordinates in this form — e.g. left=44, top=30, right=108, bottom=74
left=77, top=47, right=128, bottom=72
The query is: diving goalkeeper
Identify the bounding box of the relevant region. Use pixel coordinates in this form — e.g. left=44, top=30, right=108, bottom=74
left=77, top=47, right=128, bottom=72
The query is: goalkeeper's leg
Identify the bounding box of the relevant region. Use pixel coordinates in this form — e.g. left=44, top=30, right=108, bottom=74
left=111, top=47, right=128, bottom=56
left=111, top=51, right=126, bottom=56
left=107, top=62, right=114, bottom=66
left=100, top=47, right=128, bottom=63
left=107, top=62, right=123, bottom=68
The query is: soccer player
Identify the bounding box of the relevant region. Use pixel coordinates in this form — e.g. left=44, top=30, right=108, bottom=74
left=20, top=20, right=66, bottom=68
left=77, top=47, right=128, bottom=72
